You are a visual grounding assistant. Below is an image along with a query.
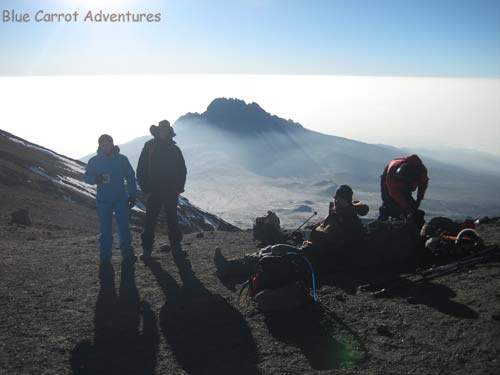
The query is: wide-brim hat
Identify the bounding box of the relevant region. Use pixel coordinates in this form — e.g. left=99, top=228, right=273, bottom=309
left=150, top=119, right=176, bottom=138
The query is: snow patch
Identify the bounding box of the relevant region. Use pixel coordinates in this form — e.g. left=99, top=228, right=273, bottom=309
left=29, top=165, right=95, bottom=199
left=8, top=135, right=86, bottom=174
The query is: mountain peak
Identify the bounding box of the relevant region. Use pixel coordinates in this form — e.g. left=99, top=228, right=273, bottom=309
left=176, top=97, right=303, bottom=133
left=206, top=97, right=263, bottom=113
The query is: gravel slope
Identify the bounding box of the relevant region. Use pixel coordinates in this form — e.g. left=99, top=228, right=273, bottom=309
left=1, top=216, right=499, bottom=374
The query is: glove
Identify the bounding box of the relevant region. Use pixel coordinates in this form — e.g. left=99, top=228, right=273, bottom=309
left=128, top=197, right=136, bottom=209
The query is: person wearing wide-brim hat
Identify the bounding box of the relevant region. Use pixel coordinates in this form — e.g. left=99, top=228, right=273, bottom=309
left=137, top=120, right=187, bottom=260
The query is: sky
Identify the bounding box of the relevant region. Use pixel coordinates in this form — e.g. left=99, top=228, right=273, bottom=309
left=0, top=0, right=499, bottom=77
left=0, top=1, right=499, bottom=158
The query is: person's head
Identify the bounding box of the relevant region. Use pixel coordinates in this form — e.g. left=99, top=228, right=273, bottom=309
left=334, top=184, right=353, bottom=209
left=98, top=134, right=114, bottom=154
left=157, top=120, right=175, bottom=140
left=396, top=162, right=420, bottom=183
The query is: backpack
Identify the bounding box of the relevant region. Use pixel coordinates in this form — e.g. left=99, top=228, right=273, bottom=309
left=239, top=250, right=318, bottom=312
left=421, top=217, right=482, bottom=256
left=253, top=211, right=284, bottom=245
left=365, top=218, right=421, bottom=267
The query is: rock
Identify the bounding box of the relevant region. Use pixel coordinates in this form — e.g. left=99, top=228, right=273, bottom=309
left=10, top=209, right=31, bottom=226
left=196, top=232, right=204, bottom=238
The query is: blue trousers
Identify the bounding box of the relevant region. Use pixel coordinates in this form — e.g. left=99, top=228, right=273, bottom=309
left=96, top=199, right=134, bottom=261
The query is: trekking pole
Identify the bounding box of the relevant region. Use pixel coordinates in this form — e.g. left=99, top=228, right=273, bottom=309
left=419, top=244, right=499, bottom=280
left=285, top=211, right=318, bottom=241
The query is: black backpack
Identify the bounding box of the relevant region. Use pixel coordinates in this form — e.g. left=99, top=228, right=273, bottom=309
left=239, top=250, right=318, bottom=312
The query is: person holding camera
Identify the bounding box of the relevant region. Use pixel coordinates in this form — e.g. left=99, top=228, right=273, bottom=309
left=85, top=134, right=138, bottom=265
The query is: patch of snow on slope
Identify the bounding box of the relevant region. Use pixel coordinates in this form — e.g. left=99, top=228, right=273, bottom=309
left=29, top=166, right=95, bottom=199
left=8, top=135, right=86, bottom=174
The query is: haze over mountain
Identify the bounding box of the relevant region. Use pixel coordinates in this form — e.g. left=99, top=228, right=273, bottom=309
left=84, top=98, right=500, bottom=228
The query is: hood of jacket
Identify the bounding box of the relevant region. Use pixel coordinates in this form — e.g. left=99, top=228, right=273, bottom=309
left=97, top=145, right=120, bottom=155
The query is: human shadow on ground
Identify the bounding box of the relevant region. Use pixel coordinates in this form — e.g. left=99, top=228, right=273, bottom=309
left=145, top=248, right=260, bottom=375
left=321, top=267, right=478, bottom=320
left=374, top=277, right=479, bottom=319
left=264, top=303, right=368, bottom=370
left=70, top=262, right=159, bottom=375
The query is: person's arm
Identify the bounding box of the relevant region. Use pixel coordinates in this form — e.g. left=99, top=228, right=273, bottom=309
left=136, top=143, right=149, bottom=192
left=84, top=158, right=98, bottom=185
left=416, top=166, right=429, bottom=205
left=175, top=146, right=187, bottom=194
left=122, top=156, right=137, bottom=198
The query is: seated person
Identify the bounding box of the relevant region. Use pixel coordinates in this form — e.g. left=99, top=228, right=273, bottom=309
left=213, top=185, right=369, bottom=278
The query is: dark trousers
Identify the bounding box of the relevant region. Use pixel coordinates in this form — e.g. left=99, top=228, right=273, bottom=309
left=141, top=192, right=182, bottom=253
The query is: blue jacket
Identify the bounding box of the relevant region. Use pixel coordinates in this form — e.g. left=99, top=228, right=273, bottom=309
left=84, top=146, right=137, bottom=203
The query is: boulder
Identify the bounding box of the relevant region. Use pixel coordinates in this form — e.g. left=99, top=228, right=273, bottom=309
left=10, top=209, right=31, bottom=226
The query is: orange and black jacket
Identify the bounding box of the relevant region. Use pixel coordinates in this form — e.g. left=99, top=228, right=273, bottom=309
left=382, top=154, right=429, bottom=214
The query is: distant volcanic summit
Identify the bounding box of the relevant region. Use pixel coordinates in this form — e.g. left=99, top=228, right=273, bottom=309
left=176, top=98, right=304, bottom=134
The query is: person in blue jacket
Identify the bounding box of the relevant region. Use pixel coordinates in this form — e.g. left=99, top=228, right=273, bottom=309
left=85, top=134, right=138, bottom=264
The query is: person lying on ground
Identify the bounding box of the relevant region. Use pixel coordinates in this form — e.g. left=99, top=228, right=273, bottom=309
left=213, top=185, right=369, bottom=278
left=84, top=134, right=137, bottom=265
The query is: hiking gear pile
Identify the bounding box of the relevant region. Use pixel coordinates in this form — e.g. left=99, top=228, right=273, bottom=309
left=364, top=217, right=421, bottom=266
left=238, top=244, right=318, bottom=312
left=420, top=217, right=482, bottom=257
left=253, top=211, right=284, bottom=245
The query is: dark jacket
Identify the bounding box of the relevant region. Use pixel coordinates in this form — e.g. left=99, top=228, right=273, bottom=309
left=136, top=127, right=187, bottom=194
left=308, top=204, right=365, bottom=251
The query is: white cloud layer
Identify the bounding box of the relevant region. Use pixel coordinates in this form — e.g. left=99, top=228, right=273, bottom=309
left=0, top=74, right=498, bottom=158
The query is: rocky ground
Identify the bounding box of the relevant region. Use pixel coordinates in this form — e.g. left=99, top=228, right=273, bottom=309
left=1, top=208, right=499, bottom=375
